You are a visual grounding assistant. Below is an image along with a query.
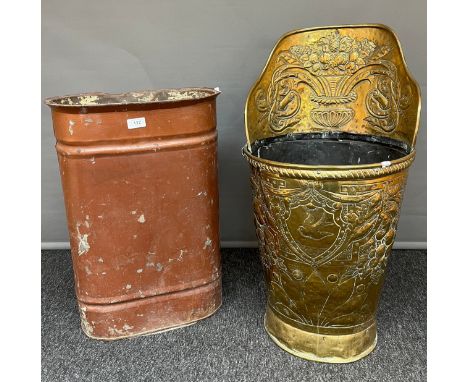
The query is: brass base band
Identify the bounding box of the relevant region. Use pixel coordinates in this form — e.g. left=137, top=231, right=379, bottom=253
left=264, top=306, right=377, bottom=363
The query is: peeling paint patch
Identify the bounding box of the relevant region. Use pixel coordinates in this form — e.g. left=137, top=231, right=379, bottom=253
left=80, top=306, right=94, bottom=334
left=108, top=325, right=132, bottom=336
left=77, top=228, right=90, bottom=256
left=156, top=263, right=163, bottom=272
left=137, top=214, right=146, bottom=223
left=197, top=191, right=207, bottom=197
left=177, top=249, right=186, bottom=261
left=84, top=266, right=92, bottom=275
left=146, top=251, right=156, bottom=268
left=98, top=257, right=104, bottom=263
left=126, top=284, right=132, bottom=290
left=131, top=210, right=137, bottom=215
left=136, top=268, right=143, bottom=273
left=78, top=95, right=100, bottom=105
left=168, top=249, right=187, bottom=263
left=203, top=238, right=212, bottom=249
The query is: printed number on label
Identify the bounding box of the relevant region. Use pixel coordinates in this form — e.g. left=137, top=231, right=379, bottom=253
left=127, top=117, right=146, bottom=129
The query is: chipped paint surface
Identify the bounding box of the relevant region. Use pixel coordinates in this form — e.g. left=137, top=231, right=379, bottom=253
left=166, top=90, right=208, bottom=101
left=49, top=88, right=222, bottom=340
left=168, top=249, right=187, bottom=263
left=79, top=306, right=94, bottom=334
left=78, top=95, right=100, bottom=105
left=108, top=326, right=132, bottom=336
left=203, top=238, right=212, bottom=249
left=46, top=88, right=218, bottom=108
left=77, top=229, right=90, bottom=256
left=146, top=251, right=156, bottom=268
left=68, top=121, right=74, bottom=135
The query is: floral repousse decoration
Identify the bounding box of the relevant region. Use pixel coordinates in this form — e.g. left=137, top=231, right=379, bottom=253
left=255, top=30, right=411, bottom=133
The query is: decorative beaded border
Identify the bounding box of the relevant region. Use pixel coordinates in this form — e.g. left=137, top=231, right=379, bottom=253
left=242, top=147, right=415, bottom=180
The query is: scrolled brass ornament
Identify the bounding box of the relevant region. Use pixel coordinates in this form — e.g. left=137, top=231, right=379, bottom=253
left=243, top=25, right=420, bottom=363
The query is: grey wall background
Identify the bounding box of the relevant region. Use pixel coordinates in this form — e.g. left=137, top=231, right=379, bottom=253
left=42, top=0, right=426, bottom=245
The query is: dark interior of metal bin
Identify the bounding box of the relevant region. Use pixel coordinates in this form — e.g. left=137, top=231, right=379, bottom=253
left=251, top=132, right=411, bottom=166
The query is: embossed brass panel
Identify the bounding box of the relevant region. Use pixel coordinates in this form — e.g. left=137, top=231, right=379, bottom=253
left=245, top=24, right=420, bottom=148
left=243, top=25, right=420, bottom=362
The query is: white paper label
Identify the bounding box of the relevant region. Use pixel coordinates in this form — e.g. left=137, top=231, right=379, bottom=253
left=127, top=117, right=146, bottom=129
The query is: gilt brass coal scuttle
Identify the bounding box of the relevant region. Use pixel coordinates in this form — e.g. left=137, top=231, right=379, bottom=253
left=243, top=25, right=420, bottom=362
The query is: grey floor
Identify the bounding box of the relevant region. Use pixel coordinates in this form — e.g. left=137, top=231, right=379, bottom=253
left=42, top=248, right=426, bottom=382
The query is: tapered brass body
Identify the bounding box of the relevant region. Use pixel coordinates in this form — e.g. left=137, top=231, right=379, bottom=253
left=243, top=25, right=420, bottom=362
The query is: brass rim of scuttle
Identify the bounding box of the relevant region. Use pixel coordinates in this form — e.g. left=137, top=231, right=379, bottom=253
left=242, top=145, right=415, bottom=180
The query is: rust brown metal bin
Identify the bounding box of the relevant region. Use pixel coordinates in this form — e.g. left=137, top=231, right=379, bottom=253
left=45, top=88, right=222, bottom=340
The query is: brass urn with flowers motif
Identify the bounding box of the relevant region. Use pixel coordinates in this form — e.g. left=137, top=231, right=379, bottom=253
left=243, top=25, right=420, bottom=363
